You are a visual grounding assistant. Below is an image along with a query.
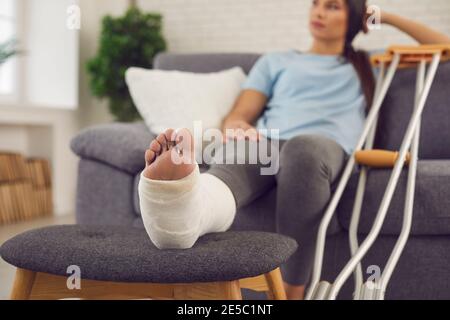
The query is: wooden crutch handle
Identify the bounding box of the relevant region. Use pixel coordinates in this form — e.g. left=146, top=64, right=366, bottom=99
left=370, top=53, right=418, bottom=69
left=355, top=149, right=411, bottom=168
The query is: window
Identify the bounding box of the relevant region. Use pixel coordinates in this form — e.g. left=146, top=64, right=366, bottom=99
left=0, top=0, right=79, bottom=108
left=0, top=0, right=17, bottom=96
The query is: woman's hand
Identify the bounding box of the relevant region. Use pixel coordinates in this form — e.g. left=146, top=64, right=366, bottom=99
left=362, top=6, right=371, bottom=34
left=363, top=6, right=389, bottom=33
left=221, top=119, right=261, bottom=142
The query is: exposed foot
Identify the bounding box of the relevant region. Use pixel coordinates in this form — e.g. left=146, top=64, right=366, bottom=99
left=142, top=128, right=196, bottom=180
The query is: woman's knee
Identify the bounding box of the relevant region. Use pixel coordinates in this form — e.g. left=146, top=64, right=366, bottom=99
left=280, top=135, right=328, bottom=173
left=279, top=134, right=346, bottom=180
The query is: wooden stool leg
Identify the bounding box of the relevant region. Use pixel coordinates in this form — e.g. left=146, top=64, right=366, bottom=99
left=264, top=267, right=287, bottom=300
left=173, top=281, right=242, bottom=300
left=10, top=268, right=36, bottom=300
left=222, top=280, right=242, bottom=300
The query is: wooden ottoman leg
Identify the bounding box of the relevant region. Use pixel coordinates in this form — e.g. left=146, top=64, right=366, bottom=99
left=264, top=268, right=287, bottom=300
left=10, top=268, right=36, bottom=300
left=173, top=280, right=242, bottom=300
left=222, top=280, right=242, bottom=300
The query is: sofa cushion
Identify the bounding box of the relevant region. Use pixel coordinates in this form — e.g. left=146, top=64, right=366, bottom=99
left=125, top=66, right=246, bottom=139
left=71, top=121, right=154, bottom=174
left=374, top=61, right=450, bottom=159
left=338, top=160, right=450, bottom=235
left=0, top=225, right=298, bottom=283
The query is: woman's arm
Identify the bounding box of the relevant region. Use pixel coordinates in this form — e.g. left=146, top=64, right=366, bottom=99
left=223, top=89, right=267, bottom=125
left=221, top=89, right=267, bottom=141
left=381, top=11, right=450, bottom=44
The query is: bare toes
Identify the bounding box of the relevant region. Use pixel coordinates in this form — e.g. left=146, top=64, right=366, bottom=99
left=167, top=128, right=195, bottom=164
left=150, top=140, right=162, bottom=155
left=156, top=133, right=169, bottom=151
left=163, top=128, right=176, bottom=146
left=145, top=149, right=156, bottom=165
left=174, top=128, right=194, bottom=154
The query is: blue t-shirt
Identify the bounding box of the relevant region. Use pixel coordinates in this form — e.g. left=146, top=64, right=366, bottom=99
left=241, top=48, right=383, bottom=155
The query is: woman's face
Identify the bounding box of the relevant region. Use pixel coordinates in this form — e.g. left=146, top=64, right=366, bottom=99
left=309, top=0, right=348, bottom=43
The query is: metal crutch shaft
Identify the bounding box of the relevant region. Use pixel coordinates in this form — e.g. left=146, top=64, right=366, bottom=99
left=375, top=59, right=427, bottom=299
left=349, top=63, right=386, bottom=299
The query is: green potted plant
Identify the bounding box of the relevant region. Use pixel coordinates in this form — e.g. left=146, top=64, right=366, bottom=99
left=87, top=7, right=167, bottom=122
left=0, top=39, right=18, bottom=65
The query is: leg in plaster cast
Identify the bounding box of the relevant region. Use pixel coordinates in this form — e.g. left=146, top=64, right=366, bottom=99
left=138, top=128, right=236, bottom=249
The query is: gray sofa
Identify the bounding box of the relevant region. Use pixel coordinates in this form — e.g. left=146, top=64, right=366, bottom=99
left=71, top=52, right=450, bottom=300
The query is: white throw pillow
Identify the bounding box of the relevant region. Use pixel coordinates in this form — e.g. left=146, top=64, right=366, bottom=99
left=125, top=66, right=247, bottom=137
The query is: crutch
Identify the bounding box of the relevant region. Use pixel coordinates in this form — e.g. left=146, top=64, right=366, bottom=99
left=305, top=44, right=450, bottom=300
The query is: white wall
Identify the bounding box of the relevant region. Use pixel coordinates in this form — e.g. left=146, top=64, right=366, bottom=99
left=0, top=125, right=28, bottom=153
left=136, top=0, right=450, bottom=53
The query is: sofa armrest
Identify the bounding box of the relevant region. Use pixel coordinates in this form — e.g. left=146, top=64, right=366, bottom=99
left=70, top=121, right=155, bottom=174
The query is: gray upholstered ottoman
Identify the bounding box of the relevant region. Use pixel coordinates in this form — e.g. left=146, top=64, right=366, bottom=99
left=0, top=225, right=297, bottom=300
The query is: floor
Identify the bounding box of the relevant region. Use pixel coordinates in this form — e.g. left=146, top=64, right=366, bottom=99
left=0, top=214, right=75, bottom=300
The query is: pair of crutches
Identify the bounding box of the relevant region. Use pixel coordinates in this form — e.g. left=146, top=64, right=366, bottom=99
left=305, top=44, right=450, bottom=300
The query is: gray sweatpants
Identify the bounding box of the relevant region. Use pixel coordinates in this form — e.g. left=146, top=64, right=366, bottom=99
left=206, top=134, right=348, bottom=285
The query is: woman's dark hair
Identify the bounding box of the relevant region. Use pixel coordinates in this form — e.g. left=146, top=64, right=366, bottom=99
left=342, top=0, right=376, bottom=113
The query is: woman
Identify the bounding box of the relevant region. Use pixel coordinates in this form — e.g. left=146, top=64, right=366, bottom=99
left=138, top=0, right=450, bottom=300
